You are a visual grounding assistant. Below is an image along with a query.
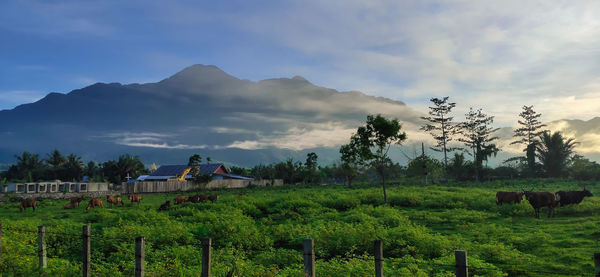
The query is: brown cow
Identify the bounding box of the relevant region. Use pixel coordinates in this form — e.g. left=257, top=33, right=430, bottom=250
left=63, top=202, right=78, bottom=209
left=523, top=190, right=557, bottom=218
left=496, top=191, right=524, bottom=205
left=70, top=196, right=86, bottom=206
left=86, top=198, right=104, bottom=211
left=20, top=199, right=36, bottom=212
left=208, top=195, right=219, bottom=203
left=188, top=194, right=208, bottom=203
left=174, top=195, right=187, bottom=205
left=128, top=194, right=142, bottom=206
left=106, top=195, right=124, bottom=207
left=158, top=200, right=171, bottom=211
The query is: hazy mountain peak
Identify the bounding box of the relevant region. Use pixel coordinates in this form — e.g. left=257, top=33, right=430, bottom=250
left=159, top=64, right=240, bottom=88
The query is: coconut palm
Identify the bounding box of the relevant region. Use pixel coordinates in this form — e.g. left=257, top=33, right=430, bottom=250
left=536, top=131, right=578, bottom=178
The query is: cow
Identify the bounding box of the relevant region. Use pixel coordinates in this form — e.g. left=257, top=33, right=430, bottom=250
left=128, top=194, right=142, bottom=206
left=86, top=198, right=104, bottom=211
left=174, top=195, right=187, bottom=205
left=496, top=191, right=524, bottom=205
left=555, top=188, right=593, bottom=207
left=19, top=199, right=36, bottom=212
left=188, top=194, right=208, bottom=203
left=158, top=200, right=171, bottom=211
left=208, top=195, right=219, bottom=203
left=106, top=195, right=124, bottom=207
left=523, top=190, right=557, bottom=218
left=63, top=202, right=78, bottom=209
left=70, top=196, right=86, bottom=206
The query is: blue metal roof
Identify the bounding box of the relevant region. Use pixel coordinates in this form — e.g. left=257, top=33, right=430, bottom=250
left=149, top=163, right=228, bottom=177
left=215, top=173, right=255, bottom=180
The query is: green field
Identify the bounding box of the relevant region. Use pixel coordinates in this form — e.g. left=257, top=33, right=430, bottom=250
left=0, top=180, right=598, bottom=276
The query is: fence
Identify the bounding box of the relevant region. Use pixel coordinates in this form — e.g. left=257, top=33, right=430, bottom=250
left=122, top=179, right=282, bottom=194
left=0, top=224, right=598, bottom=277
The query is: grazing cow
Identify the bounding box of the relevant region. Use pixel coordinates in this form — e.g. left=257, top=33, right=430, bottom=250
left=555, top=188, right=593, bottom=207
left=86, top=198, right=104, bottom=211
left=496, top=191, right=524, bottom=205
left=523, top=191, right=557, bottom=218
left=63, top=202, right=78, bottom=209
left=208, top=195, right=219, bottom=203
left=188, top=194, right=208, bottom=203
left=128, top=194, right=142, bottom=206
left=19, top=199, right=37, bottom=212
left=106, top=195, right=124, bottom=207
left=70, top=196, right=86, bottom=206
left=158, top=200, right=171, bottom=211
left=174, top=195, right=187, bottom=205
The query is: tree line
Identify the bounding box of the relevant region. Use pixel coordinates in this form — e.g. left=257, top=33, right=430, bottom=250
left=1, top=150, right=147, bottom=184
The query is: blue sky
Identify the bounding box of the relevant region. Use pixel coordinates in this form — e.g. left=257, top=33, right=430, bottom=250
left=2, top=1, right=600, bottom=126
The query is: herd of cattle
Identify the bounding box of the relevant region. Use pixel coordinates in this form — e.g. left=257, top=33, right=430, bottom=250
left=17, top=193, right=219, bottom=212
left=496, top=187, right=593, bottom=218
left=16, top=188, right=594, bottom=219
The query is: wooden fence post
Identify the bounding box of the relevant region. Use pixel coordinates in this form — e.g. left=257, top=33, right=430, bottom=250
left=135, top=236, right=145, bottom=277
left=38, top=226, right=47, bottom=269
left=303, top=238, right=315, bottom=277
left=82, top=225, right=91, bottom=277
left=201, top=237, right=212, bottom=277
left=374, top=240, right=383, bottom=277
left=594, top=252, right=600, bottom=277
left=0, top=223, right=3, bottom=260
left=455, top=250, right=467, bottom=277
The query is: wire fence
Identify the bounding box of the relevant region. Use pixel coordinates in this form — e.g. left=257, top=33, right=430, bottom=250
left=0, top=225, right=598, bottom=276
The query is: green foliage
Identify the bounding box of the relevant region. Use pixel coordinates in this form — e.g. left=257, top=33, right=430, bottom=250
left=536, top=131, right=578, bottom=178
left=0, top=182, right=597, bottom=276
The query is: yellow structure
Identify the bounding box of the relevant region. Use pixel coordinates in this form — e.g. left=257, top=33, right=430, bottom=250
left=167, top=167, right=191, bottom=181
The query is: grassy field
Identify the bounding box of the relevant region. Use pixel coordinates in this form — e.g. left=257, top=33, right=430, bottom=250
left=0, top=179, right=598, bottom=276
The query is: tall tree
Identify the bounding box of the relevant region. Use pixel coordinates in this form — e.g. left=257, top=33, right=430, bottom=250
left=420, top=97, right=459, bottom=169
left=188, top=154, right=202, bottom=166
left=458, top=108, right=500, bottom=181
left=536, top=131, right=578, bottom=178
left=511, top=105, right=547, bottom=176
left=339, top=140, right=362, bottom=188
left=304, top=152, right=319, bottom=184
left=352, top=114, right=407, bottom=204
left=64, top=154, right=84, bottom=181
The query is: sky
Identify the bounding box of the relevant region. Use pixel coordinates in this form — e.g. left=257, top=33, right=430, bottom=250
left=1, top=0, right=600, bottom=127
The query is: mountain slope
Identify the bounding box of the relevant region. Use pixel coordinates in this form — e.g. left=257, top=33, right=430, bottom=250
left=0, top=65, right=424, bottom=166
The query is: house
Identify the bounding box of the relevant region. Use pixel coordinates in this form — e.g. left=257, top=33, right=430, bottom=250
left=143, top=163, right=254, bottom=181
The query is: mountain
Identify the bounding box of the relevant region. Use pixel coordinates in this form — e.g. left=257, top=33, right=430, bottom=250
left=2, top=64, right=599, bottom=168
left=0, top=65, right=425, bottom=167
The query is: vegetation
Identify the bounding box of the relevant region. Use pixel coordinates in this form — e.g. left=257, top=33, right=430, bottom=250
left=511, top=106, right=547, bottom=177
left=350, top=114, right=407, bottom=203
left=0, top=181, right=597, bottom=276
left=536, top=131, right=578, bottom=178
left=420, top=97, right=459, bottom=169
left=458, top=108, right=500, bottom=182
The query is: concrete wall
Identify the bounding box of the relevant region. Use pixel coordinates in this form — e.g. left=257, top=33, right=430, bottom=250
left=122, top=179, right=283, bottom=193
left=4, top=182, right=111, bottom=194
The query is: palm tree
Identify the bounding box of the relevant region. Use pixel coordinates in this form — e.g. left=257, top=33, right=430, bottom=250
left=536, top=131, right=578, bottom=178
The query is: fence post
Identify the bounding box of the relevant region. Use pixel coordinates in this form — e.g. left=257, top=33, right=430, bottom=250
left=455, top=250, right=467, bottom=277
left=201, top=237, right=212, bottom=277
left=303, top=238, right=315, bottom=277
left=135, top=236, right=145, bottom=277
left=82, top=225, right=91, bottom=277
left=38, top=226, right=47, bottom=269
left=0, top=222, right=3, bottom=260
left=374, top=240, right=383, bottom=277
left=200, top=238, right=212, bottom=277
left=594, top=252, right=600, bottom=277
